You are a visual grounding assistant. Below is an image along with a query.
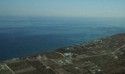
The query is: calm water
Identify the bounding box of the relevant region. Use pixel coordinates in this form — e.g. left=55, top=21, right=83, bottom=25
left=0, top=16, right=125, bottom=60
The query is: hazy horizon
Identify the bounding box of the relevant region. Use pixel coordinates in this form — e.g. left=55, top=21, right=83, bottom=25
left=0, top=0, right=125, bottom=17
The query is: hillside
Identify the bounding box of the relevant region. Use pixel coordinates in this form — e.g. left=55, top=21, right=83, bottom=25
left=1, top=33, right=125, bottom=74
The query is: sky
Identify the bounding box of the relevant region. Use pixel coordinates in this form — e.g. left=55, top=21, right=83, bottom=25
left=0, top=0, right=125, bottom=17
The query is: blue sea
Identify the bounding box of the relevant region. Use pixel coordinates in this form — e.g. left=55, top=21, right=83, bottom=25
left=0, top=16, right=125, bottom=60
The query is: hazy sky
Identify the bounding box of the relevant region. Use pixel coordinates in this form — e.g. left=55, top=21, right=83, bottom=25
left=0, top=0, right=125, bottom=17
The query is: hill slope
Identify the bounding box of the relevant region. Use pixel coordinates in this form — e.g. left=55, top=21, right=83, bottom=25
left=1, top=33, right=125, bottom=74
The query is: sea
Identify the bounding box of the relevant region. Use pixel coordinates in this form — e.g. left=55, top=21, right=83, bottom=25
left=0, top=16, right=125, bottom=60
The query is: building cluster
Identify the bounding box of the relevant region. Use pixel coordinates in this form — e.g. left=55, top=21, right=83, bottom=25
left=1, top=33, right=125, bottom=74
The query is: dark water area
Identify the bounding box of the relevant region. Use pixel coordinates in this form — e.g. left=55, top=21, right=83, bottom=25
left=0, top=16, right=125, bottom=60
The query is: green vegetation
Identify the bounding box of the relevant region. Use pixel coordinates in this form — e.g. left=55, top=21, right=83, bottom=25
left=1, top=33, right=125, bottom=74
